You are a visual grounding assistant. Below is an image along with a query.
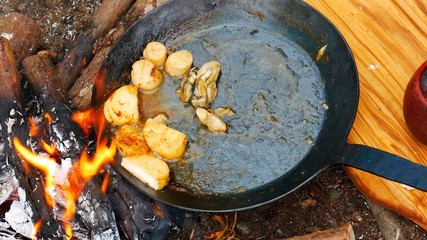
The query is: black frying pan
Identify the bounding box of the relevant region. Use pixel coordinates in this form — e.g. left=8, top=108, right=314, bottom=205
left=93, top=0, right=427, bottom=211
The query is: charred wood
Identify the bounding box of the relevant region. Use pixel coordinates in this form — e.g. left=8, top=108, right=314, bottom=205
left=21, top=54, right=121, bottom=239
left=56, top=0, right=136, bottom=90
left=105, top=170, right=175, bottom=240
left=22, top=54, right=86, bottom=158
left=0, top=12, right=41, bottom=63
left=71, top=181, right=120, bottom=240
left=4, top=1, right=183, bottom=239
left=0, top=36, right=62, bottom=238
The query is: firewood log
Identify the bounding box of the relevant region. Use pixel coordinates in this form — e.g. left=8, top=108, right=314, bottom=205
left=68, top=28, right=125, bottom=110
left=21, top=54, right=121, bottom=239
left=0, top=36, right=62, bottom=238
left=283, top=224, right=355, bottom=240
left=0, top=12, right=41, bottom=63
left=56, top=0, right=135, bottom=90
left=22, top=54, right=86, bottom=159
left=106, top=173, right=175, bottom=239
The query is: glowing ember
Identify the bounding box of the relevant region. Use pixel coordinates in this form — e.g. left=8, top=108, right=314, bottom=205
left=13, top=106, right=116, bottom=239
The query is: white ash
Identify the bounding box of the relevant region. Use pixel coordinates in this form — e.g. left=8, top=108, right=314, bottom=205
left=0, top=142, right=4, bottom=155
left=92, top=228, right=117, bottom=240
left=0, top=167, right=15, bottom=205
left=54, top=158, right=72, bottom=186
left=61, top=158, right=73, bottom=176
left=5, top=118, right=16, bottom=134
left=0, top=220, right=10, bottom=229
left=5, top=200, right=34, bottom=238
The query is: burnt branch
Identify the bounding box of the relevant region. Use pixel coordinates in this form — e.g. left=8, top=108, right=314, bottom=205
left=71, top=181, right=120, bottom=240
left=105, top=170, right=175, bottom=240
left=0, top=36, right=62, bottom=238
left=56, top=0, right=136, bottom=90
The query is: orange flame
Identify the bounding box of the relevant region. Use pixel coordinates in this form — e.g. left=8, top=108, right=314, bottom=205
left=59, top=108, right=115, bottom=239
left=41, top=140, right=58, bottom=156
left=31, top=218, right=43, bottom=239
left=13, top=137, right=57, bottom=208
left=28, top=116, right=38, bottom=137
left=64, top=224, right=73, bottom=240
left=44, top=112, right=53, bottom=124
left=60, top=137, right=116, bottom=239
left=13, top=102, right=115, bottom=239
left=101, top=172, right=110, bottom=195
left=71, top=109, right=94, bottom=138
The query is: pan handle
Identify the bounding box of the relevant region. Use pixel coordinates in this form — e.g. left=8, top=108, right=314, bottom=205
left=335, top=143, right=427, bottom=191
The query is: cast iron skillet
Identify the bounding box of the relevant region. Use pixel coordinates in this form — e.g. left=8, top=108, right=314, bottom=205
left=93, top=0, right=427, bottom=211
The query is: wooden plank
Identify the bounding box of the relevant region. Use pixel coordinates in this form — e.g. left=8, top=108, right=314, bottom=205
left=304, top=0, right=427, bottom=229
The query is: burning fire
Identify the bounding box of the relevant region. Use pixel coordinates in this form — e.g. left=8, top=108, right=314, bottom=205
left=31, top=218, right=43, bottom=239
left=13, top=107, right=116, bottom=239
left=13, top=137, right=57, bottom=208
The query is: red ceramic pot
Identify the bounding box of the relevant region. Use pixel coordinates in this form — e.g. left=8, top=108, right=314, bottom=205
left=403, top=60, right=427, bottom=144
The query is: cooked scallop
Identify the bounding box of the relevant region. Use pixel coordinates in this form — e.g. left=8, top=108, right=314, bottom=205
left=121, top=154, right=170, bottom=190
left=103, top=85, right=139, bottom=126
left=143, top=41, right=167, bottom=68
left=131, top=59, right=164, bottom=92
left=142, top=118, right=188, bottom=159
left=115, top=125, right=151, bottom=157
left=164, top=50, right=193, bottom=77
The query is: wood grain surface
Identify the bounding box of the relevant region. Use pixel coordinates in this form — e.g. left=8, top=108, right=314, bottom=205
left=304, top=0, right=427, bottom=229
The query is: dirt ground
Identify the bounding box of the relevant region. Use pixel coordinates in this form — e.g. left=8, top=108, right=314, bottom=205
left=2, top=1, right=427, bottom=239
left=167, top=166, right=427, bottom=239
